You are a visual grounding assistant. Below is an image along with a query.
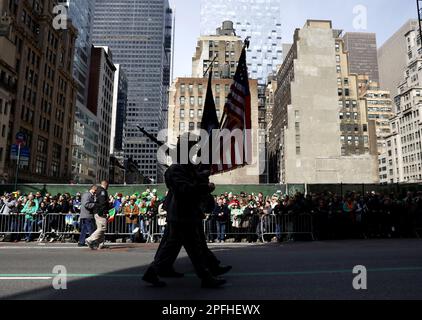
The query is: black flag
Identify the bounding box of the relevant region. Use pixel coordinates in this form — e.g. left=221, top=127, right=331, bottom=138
left=201, top=70, right=219, bottom=133
left=199, top=70, right=219, bottom=171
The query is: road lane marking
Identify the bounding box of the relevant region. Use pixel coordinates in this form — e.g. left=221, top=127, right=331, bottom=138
left=0, top=277, right=52, bottom=280
left=1, top=266, right=421, bottom=280
left=0, top=243, right=263, bottom=250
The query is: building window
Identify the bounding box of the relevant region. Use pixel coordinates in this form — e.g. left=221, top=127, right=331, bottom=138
left=180, top=96, right=185, bottom=106
left=180, top=109, right=185, bottom=118
left=37, top=137, right=47, bottom=153
left=189, top=122, right=195, bottom=131
left=335, top=43, right=340, bottom=52
left=35, top=156, right=47, bottom=175
left=179, top=122, right=185, bottom=132
left=189, top=109, right=195, bottom=118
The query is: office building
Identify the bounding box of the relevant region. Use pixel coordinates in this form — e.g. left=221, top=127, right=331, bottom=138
left=270, top=20, right=378, bottom=184
left=110, top=65, right=128, bottom=155
left=192, top=21, right=244, bottom=79
left=0, top=11, right=16, bottom=184
left=358, top=76, right=394, bottom=155
left=87, top=46, right=116, bottom=182
left=381, top=28, right=422, bottom=183
left=378, top=19, right=418, bottom=96
left=2, top=0, right=77, bottom=183
left=93, top=0, right=173, bottom=182
left=343, top=32, right=379, bottom=83
left=64, top=0, right=99, bottom=184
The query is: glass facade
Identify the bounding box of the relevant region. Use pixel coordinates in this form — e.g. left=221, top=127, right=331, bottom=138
left=92, top=0, right=172, bottom=181
left=200, top=0, right=282, bottom=84
left=66, top=0, right=99, bottom=184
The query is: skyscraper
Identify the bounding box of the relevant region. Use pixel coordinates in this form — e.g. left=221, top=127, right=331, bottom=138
left=378, top=19, right=418, bottom=96
left=110, top=65, right=128, bottom=155
left=92, top=0, right=173, bottom=182
left=343, top=32, right=380, bottom=83
left=87, top=46, right=116, bottom=182
left=66, top=0, right=99, bottom=184
left=200, top=0, right=282, bottom=84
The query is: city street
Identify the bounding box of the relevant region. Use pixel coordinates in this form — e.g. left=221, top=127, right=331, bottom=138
left=0, top=239, right=421, bottom=300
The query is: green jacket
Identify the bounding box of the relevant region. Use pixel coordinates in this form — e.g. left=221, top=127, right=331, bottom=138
left=21, top=203, right=38, bottom=221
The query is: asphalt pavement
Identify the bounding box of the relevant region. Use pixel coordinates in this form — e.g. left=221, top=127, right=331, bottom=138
left=0, top=239, right=421, bottom=300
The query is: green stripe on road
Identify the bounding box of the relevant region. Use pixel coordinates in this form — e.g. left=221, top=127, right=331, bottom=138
left=1, top=266, right=421, bottom=280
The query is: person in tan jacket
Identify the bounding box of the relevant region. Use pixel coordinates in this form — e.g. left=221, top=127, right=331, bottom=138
left=124, top=197, right=140, bottom=242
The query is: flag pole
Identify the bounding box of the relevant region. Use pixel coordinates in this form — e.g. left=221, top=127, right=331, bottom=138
left=203, top=55, right=218, bottom=78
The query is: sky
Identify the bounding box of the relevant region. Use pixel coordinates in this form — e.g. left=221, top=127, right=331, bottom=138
left=169, top=0, right=417, bottom=79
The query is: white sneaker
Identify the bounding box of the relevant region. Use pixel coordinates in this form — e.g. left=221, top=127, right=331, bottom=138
left=132, top=227, right=140, bottom=234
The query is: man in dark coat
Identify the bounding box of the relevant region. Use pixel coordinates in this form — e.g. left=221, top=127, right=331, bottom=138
left=143, top=134, right=228, bottom=288
left=86, top=180, right=110, bottom=249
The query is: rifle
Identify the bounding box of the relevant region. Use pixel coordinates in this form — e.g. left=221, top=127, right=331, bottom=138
left=137, top=126, right=171, bottom=168
left=136, top=125, right=166, bottom=148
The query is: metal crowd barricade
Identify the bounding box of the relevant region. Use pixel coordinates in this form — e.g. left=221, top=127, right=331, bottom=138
left=203, top=214, right=263, bottom=243
left=147, top=216, right=167, bottom=243
left=0, top=213, right=29, bottom=235
left=260, top=213, right=315, bottom=241
left=202, top=213, right=314, bottom=243
left=0, top=212, right=315, bottom=243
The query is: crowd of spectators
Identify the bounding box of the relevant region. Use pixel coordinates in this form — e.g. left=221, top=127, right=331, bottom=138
left=1, top=188, right=422, bottom=243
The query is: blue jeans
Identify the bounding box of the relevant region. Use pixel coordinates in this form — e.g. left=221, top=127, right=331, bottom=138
left=139, top=219, right=146, bottom=240
left=79, top=218, right=95, bottom=245
left=24, top=219, right=34, bottom=241
left=127, top=223, right=138, bottom=242
left=216, top=222, right=226, bottom=241
left=275, top=223, right=282, bottom=240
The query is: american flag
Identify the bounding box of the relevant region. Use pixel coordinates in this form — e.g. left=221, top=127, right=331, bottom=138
left=212, top=47, right=252, bottom=175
